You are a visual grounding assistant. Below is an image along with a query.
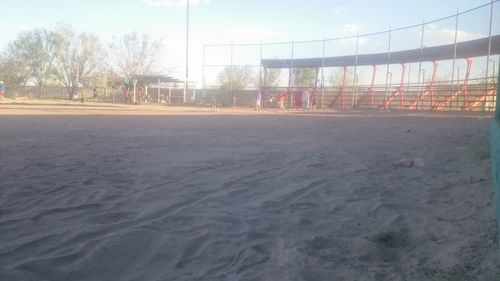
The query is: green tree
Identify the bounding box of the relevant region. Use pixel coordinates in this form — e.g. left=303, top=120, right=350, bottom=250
left=0, top=51, right=31, bottom=98
left=217, top=65, right=254, bottom=90
left=257, top=68, right=281, bottom=87
left=292, top=68, right=318, bottom=87
left=6, top=28, right=55, bottom=98
left=52, top=24, right=103, bottom=99
left=328, top=67, right=354, bottom=87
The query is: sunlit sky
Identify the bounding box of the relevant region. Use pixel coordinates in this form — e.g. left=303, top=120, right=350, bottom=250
left=0, top=0, right=498, bottom=85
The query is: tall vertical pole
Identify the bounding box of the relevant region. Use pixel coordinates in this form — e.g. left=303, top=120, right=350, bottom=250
left=385, top=27, right=392, bottom=101
left=157, top=78, right=161, bottom=104
left=484, top=0, right=494, bottom=112
left=202, top=44, right=206, bottom=105
left=321, top=38, right=326, bottom=108
left=417, top=20, right=425, bottom=99
left=495, top=60, right=500, bottom=119
left=259, top=42, right=264, bottom=107
left=451, top=9, right=459, bottom=95
left=407, top=63, right=411, bottom=93
left=230, top=43, right=234, bottom=106
left=184, top=0, right=190, bottom=104
left=288, top=40, right=295, bottom=108
left=352, top=33, right=359, bottom=107
left=259, top=42, right=263, bottom=88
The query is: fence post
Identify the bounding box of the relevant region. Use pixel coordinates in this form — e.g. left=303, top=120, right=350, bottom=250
left=352, top=33, right=359, bottom=107
left=230, top=43, right=234, bottom=106
left=385, top=27, right=392, bottom=101
left=321, top=38, right=326, bottom=108
left=451, top=9, right=459, bottom=102
left=484, top=0, right=494, bottom=112
left=416, top=20, right=425, bottom=103
left=202, top=44, right=206, bottom=105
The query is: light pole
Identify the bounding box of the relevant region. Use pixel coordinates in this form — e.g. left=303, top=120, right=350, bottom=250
left=184, top=0, right=190, bottom=104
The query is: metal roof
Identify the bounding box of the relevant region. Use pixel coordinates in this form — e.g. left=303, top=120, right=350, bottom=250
left=261, top=35, right=500, bottom=68
left=131, top=75, right=182, bottom=83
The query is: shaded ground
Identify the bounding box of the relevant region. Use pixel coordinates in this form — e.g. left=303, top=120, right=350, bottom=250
left=0, top=107, right=499, bottom=281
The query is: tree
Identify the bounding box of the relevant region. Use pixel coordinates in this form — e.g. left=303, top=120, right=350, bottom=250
left=328, top=67, right=354, bottom=87
left=0, top=51, right=31, bottom=98
left=217, top=65, right=254, bottom=90
left=107, top=33, right=165, bottom=87
left=258, top=68, right=281, bottom=87
left=52, top=24, right=103, bottom=99
left=292, top=68, right=318, bottom=87
left=6, top=28, right=55, bottom=98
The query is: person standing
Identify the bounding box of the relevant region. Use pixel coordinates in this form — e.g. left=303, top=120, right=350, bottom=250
left=92, top=87, right=98, bottom=100
left=255, top=89, right=262, bottom=111
left=279, top=93, right=286, bottom=111
left=0, top=81, right=5, bottom=102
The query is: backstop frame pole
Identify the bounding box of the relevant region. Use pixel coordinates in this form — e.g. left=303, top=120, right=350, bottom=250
left=321, top=38, right=326, bottom=109
left=385, top=27, right=392, bottom=101
left=352, top=33, right=359, bottom=108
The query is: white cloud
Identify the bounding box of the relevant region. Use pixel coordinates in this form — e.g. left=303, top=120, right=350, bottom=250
left=342, top=24, right=359, bottom=34
left=204, top=26, right=284, bottom=44
left=425, top=26, right=484, bottom=45
left=333, top=6, right=348, bottom=16
left=143, top=0, right=210, bottom=7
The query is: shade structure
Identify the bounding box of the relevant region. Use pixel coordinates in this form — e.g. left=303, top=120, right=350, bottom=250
left=261, top=35, right=500, bottom=69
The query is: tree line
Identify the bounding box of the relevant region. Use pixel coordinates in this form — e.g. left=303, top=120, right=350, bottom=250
left=216, top=65, right=355, bottom=91
left=0, top=23, right=165, bottom=100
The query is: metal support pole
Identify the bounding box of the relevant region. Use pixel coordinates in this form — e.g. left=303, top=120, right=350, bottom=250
left=259, top=43, right=263, bottom=88
left=288, top=40, right=295, bottom=108
left=455, top=66, right=460, bottom=109
left=451, top=9, right=459, bottom=96
left=321, top=38, right=326, bottom=108
left=184, top=0, right=190, bottom=104
left=263, top=67, right=268, bottom=108
left=495, top=60, right=500, bottom=118
left=430, top=61, right=439, bottom=108
left=387, top=72, right=393, bottom=103
left=385, top=27, right=392, bottom=101
left=202, top=44, right=206, bottom=105
left=352, top=33, right=359, bottom=107
left=463, top=57, right=473, bottom=109
left=399, top=63, right=407, bottom=110
left=313, top=67, right=319, bottom=109
left=370, top=65, right=377, bottom=107
left=417, top=20, right=425, bottom=98
left=489, top=58, right=497, bottom=84
left=230, top=43, right=234, bottom=106
left=407, top=63, right=411, bottom=93
left=341, top=66, right=347, bottom=109
left=419, top=69, right=425, bottom=110
left=354, top=74, right=359, bottom=108
left=157, top=78, right=161, bottom=104
left=484, top=0, right=494, bottom=112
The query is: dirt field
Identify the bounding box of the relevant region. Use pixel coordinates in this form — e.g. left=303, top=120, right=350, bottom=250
left=0, top=104, right=499, bottom=281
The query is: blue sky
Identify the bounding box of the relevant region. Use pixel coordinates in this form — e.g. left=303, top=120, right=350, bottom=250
left=0, top=0, right=497, bottom=85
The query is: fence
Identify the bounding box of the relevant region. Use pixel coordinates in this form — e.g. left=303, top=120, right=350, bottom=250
left=202, top=0, right=499, bottom=111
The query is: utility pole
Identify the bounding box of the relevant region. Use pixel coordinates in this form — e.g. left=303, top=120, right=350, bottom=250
left=184, top=0, right=190, bottom=104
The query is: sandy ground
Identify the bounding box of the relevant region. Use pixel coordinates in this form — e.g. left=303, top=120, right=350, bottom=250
left=0, top=104, right=499, bottom=280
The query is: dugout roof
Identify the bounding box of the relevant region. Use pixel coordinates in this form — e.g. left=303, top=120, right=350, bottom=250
left=261, top=35, right=500, bottom=69
left=131, top=75, right=182, bottom=83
